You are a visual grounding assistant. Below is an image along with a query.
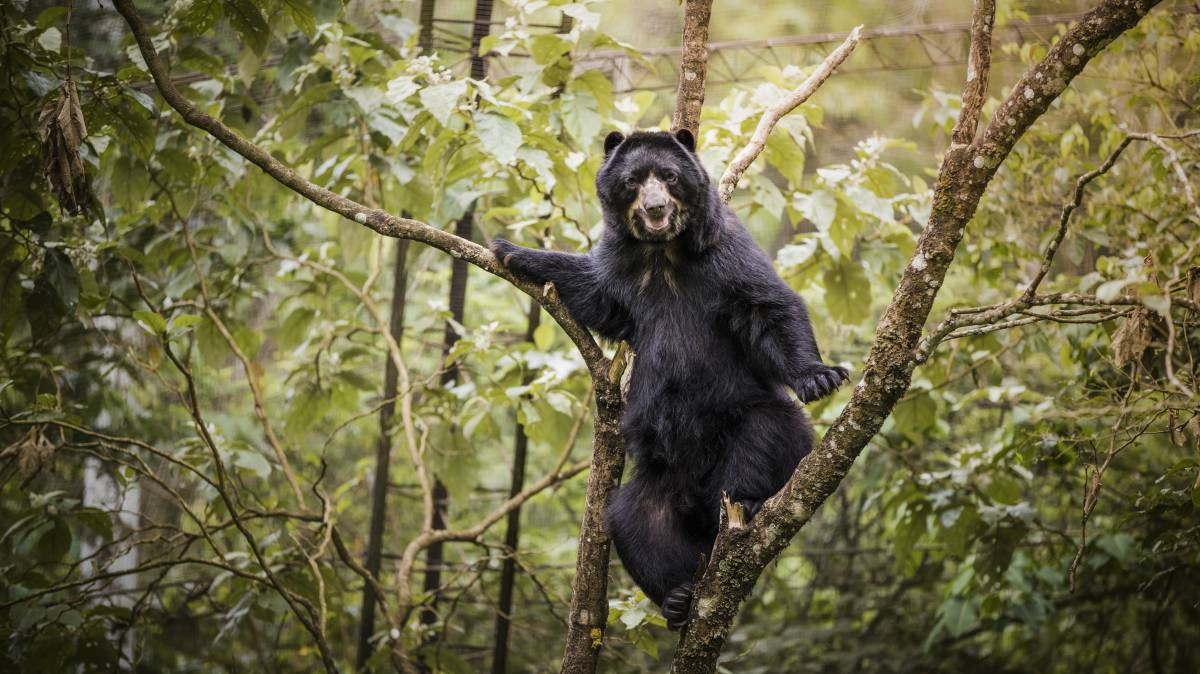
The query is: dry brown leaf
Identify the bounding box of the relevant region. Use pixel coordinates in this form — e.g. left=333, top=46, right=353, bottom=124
left=37, top=78, right=92, bottom=215
left=1169, top=409, right=1184, bottom=447
left=16, top=426, right=55, bottom=480
left=1110, top=307, right=1152, bottom=367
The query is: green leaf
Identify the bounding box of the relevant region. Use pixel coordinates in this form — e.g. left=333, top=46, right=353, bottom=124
left=386, top=76, right=420, bottom=105
left=619, top=604, right=647, bottom=629
left=111, top=153, right=150, bottom=212
left=233, top=450, right=271, bottom=480
left=533, top=321, right=556, bottom=351
left=473, top=112, right=522, bottom=166
left=419, top=80, right=468, bottom=127
left=892, top=391, right=937, bottom=442
left=36, top=6, right=68, bottom=31
left=1095, top=278, right=1129, bottom=302
left=544, top=391, right=574, bottom=416
left=845, top=184, right=895, bottom=223
left=169, top=314, right=204, bottom=333
left=986, top=475, right=1022, bottom=505
left=777, top=240, right=818, bottom=269
left=43, top=249, right=80, bottom=310
left=36, top=517, right=72, bottom=563
left=277, top=307, right=316, bottom=349
left=795, top=190, right=837, bottom=230
left=226, top=0, right=270, bottom=55
left=1141, top=293, right=1170, bottom=317
left=281, top=0, right=317, bottom=37
left=529, top=34, right=572, bottom=65
left=1096, top=532, right=1136, bottom=565
left=561, top=91, right=601, bottom=145
left=938, top=597, right=978, bottom=638
left=133, top=310, right=168, bottom=336
left=766, top=126, right=807, bottom=186
left=75, top=508, right=113, bottom=541
left=37, top=27, right=61, bottom=52
left=822, top=259, right=871, bottom=325
left=181, top=0, right=223, bottom=34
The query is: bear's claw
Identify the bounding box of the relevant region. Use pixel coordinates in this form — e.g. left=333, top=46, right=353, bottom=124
left=662, top=582, right=694, bottom=630
left=796, top=364, right=849, bottom=403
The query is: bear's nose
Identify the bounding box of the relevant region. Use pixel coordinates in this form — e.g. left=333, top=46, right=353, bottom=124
left=644, top=202, right=669, bottom=220
left=642, top=192, right=670, bottom=218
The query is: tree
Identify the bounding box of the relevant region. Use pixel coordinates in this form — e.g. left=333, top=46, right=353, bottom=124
left=1, top=0, right=1195, bottom=672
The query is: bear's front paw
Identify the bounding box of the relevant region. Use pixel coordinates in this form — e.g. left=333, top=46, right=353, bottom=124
left=489, top=238, right=520, bottom=267
left=796, top=364, right=850, bottom=403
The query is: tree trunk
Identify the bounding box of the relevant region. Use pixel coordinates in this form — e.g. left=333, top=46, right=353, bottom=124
left=558, top=376, right=625, bottom=674
left=669, top=1, right=1162, bottom=671
left=671, top=0, right=713, bottom=136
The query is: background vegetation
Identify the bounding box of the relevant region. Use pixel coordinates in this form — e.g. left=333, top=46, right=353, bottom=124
left=1, top=0, right=1197, bottom=672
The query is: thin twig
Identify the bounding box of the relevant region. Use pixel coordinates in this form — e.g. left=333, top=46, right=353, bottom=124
left=717, top=26, right=862, bottom=203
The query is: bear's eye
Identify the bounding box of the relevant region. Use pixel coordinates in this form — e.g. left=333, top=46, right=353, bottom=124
left=660, top=170, right=678, bottom=184
left=624, top=177, right=640, bottom=190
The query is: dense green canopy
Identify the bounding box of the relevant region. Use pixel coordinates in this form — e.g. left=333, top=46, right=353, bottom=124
left=1, top=1, right=1196, bottom=672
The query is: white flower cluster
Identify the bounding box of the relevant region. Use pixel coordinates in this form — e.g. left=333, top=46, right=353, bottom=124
left=404, top=55, right=453, bottom=84
left=64, top=242, right=97, bottom=270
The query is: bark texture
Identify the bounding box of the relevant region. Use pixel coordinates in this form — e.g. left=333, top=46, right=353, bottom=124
left=671, top=0, right=714, bottom=136
left=670, top=1, right=1162, bottom=671
left=558, top=359, right=626, bottom=674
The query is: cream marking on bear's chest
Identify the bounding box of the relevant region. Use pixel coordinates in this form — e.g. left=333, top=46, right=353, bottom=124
left=637, top=242, right=683, bottom=294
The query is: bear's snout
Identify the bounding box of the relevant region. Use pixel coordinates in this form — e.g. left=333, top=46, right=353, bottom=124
left=636, top=177, right=675, bottom=232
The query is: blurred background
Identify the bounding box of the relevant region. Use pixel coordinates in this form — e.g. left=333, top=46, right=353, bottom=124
left=1, top=1, right=1197, bottom=673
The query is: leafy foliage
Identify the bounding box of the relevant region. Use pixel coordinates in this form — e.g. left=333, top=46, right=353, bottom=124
left=0, top=1, right=1196, bottom=673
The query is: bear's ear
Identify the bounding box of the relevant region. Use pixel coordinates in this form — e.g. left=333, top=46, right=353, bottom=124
left=674, top=128, right=696, bottom=152
left=603, top=131, right=625, bottom=157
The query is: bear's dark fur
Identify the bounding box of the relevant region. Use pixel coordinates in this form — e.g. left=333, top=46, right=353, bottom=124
left=491, top=129, right=847, bottom=628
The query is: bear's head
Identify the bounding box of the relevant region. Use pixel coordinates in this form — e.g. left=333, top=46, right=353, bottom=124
left=596, top=129, right=718, bottom=252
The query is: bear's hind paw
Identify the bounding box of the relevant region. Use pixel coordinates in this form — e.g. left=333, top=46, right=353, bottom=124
left=662, top=582, right=694, bottom=631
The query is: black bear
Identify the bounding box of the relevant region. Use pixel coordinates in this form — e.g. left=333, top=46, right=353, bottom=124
left=491, top=129, right=847, bottom=628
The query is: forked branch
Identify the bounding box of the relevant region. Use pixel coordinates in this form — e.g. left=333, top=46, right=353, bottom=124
left=671, top=1, right=1164, bottom=671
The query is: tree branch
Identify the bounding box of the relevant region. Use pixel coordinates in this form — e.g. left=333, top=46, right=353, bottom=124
left=109, top=0, right=608, bottom=383
left=717, top=26, right=862, bottom=203
left=559, top=352, right=627, bottom=674
left=951, top=0, right=996, bottom=146
left=672, top=0, right=714, bottom=136
left=917, top=129, right=1200, bottom=362
left=671, top=1, right=1164, bottom=671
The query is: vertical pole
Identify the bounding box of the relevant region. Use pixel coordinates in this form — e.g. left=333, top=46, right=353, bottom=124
left=490, top=302, right=542, bottom=674
left=489, top=10, right=572, bottom=671
left=419, top=0, right=437, bottom=54
left=355, top=239, right=410, bottom=670
left=419, top=1, right=495, bottom=665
